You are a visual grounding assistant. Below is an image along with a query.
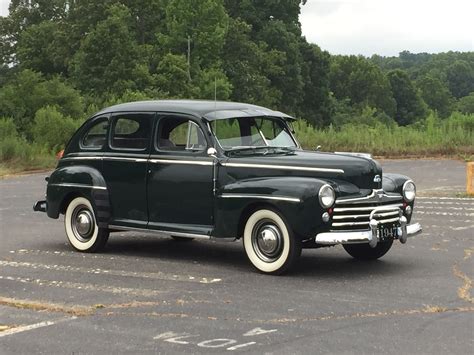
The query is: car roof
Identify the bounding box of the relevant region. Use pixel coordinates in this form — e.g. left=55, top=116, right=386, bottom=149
left=94, top=100, right=295, bottom=121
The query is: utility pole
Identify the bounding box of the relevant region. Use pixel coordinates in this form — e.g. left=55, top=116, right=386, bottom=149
left=187, top=35, right=192, bottom=82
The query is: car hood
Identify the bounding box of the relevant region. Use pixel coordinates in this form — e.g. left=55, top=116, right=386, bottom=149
left=223, top=150, right=383, bottom=192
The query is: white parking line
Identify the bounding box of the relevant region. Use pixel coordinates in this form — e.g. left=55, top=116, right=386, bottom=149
left=416, top=206, right=474, bottom=211
left=415, top=211, right=474, bottom=217
left=417, top=201, right=474, bottom=206
left=417, top=196, right=473, bottom=201
left=0, top=260, right=221, bottom=284
left=0, top=316, right=76, bottom=338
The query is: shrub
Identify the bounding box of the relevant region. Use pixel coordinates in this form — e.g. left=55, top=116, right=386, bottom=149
left=0, top=117, right=18, bottom=141
left=31, top=106, right=80, bottom=150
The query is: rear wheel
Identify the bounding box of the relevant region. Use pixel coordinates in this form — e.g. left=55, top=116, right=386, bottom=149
left=243, top=209, right=301, bottom=275
left=343, top=240, right=393, bottom=260
left=64, top=197, right=109, bottom=252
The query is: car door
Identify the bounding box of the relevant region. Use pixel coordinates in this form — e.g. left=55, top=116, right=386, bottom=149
left=147, top=113, right=214, bottom=235
left=102, top=112, right=154, bottom=229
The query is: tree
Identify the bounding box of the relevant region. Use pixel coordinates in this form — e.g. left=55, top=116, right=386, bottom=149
left=16, top=21, right=71, bottom=75
left=154, top=53, right=195, bottom=98
left=197, top=68, right=233, bottom=100
left=161, top=0, right=228, bottom=73
left=416, top=75, right=454, bottom=118
left=329, top=56, right=396, bottom=117
left=446, top=60, right=474, bottom=98
left=222, top=18, right=282, bottom=108
left=456, top=93, right=474, bottom=114
left=70, top=4, right=149, bottom=95
left=224, top=0, right=303, bottom=35
left=387, top=69, right=427, bottom=125
left=299, top=42, right=332, bottom=126
left=257, top=19, right=304, bottom=115
left=0, top=69, right=83, bottom=133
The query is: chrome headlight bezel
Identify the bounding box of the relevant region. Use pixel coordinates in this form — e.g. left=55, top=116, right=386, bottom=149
left=319, top=184, right=335, bottom=208
left=402, top=180, right=416, bottom=202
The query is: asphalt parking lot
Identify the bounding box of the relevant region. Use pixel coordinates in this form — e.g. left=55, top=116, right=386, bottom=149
left=0, top=159, right=472, bottom=354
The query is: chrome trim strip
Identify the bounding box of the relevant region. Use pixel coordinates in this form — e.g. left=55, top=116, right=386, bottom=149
left=335, top=190, right=402, bottom=204
left=149, top=159, right=213, bottom=166
left=332, top=221, right=371, bottom=227
left=333, top=203, right=403, bottom=212
left=108, top=225, right=210, bottom=239
left=62, top=156, right=102, bottom=161
left=219, top=194, right=301, bottom=203
left=221, top=162, right=344, bottom=174
left=103, top=157, right=148, bottom=162
left=332, top=216, right=400, bottom=227
left=333, top=211, right=398, bottom=220
left=49, top=183, right=107, bottom=190
left=315, top=223, right=422, bottom=245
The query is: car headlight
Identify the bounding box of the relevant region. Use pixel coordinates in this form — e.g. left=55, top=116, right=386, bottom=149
left=402, top=180, right=416, bottom=202
left=319, top=184, right=335, bottom=208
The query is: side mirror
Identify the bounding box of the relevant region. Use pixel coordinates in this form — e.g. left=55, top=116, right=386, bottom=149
left=207, top=147, right=218, bottom=159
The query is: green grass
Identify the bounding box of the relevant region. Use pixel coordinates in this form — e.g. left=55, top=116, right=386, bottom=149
left=293, top=112, right=474, bottom=158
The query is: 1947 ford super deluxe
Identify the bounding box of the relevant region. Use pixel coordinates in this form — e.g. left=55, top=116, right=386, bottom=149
left=34, top=100, right=422, bottom=274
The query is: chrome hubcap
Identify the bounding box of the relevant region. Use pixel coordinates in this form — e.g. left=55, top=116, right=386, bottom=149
left=252, top=220, right=283, bottom=262
left=71, top=206, right=94, bottom=242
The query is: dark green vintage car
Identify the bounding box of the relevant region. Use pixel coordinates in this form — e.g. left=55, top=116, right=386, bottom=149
left=34, top=100, right=422, bottom=274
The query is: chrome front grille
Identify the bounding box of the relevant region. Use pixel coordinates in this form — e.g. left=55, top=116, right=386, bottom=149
left=331, top=190, right=403, bottom=231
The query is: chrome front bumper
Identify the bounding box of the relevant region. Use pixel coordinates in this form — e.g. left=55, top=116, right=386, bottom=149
left=315, top=216, right=422, bottom=248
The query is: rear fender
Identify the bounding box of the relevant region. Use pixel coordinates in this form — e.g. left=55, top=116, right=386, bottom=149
left=46, top=165, right=111, bottom=228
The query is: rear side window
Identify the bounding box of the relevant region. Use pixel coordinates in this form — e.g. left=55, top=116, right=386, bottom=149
left=110, top=113, right=152, bottom=150
left=82, top=117, right=108, bottom=149
left=157, top=116, right=206, bottom=152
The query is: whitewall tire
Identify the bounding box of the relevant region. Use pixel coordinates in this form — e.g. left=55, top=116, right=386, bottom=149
left=64, top=197, right=109, bottom=252
left=243, top=209, right=301, bottom=274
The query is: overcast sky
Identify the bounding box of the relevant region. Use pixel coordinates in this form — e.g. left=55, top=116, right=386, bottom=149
left=0, top=0, right=472, bottom=57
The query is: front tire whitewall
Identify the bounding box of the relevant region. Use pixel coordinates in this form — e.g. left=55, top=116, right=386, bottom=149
left=243, top=209, right=300, bottom=274
left=64, top=197, right=109, bottom=252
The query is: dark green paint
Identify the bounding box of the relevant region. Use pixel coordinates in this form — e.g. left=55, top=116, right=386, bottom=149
left=40, top=100, right=414, bottom=241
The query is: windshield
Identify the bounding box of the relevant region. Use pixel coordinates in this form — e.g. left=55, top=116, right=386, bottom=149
left=210, top=117, right=297, bottom=151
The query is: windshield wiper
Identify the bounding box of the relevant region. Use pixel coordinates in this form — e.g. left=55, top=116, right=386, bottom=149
left=226, top=146, right=296, bottom=156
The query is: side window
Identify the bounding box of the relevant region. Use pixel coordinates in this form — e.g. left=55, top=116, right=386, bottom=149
left=110, top=113, right=152, bottom=150
left=157, top=116, right=206, bottom=152
left=82, top=117, right=108, bottom=149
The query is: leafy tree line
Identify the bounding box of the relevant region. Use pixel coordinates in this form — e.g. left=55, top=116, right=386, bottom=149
left=0, top=0, right=473, bottom=147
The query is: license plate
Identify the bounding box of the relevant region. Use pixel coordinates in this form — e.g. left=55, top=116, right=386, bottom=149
left=378, top=224, right=398, bottom=241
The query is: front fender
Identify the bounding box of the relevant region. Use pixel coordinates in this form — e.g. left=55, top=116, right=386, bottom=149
left=383, top=173, right=411, bottom=194
left=46, top=165, right=110, bottom=227
left=214, top=176, right=332, bottom=239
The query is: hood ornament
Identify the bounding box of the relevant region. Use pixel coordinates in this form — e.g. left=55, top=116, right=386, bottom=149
left=373, top=175, right=381, bottom=183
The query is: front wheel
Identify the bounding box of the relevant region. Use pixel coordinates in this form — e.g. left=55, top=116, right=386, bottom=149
left=64, top=197, right=109, bottom=252
left=343, top=240, right=393, bottom=260
left=243, top=209, right=301, bottom=275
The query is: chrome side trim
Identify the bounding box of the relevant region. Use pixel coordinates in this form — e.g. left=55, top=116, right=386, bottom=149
left=108, top=225, right=211, bottom=239
left=219, top=194, right=301, bottom=203
left=333, top=203, right=403, bottom=212
left=62, top=156, right=103, bottom=161
left=49, top=183, right=107, bottom=190
left=149, top=159, right=213, bottom=166
left=221, top=162, right=344, bottom=174
left=335, top=190, right=402, bottom=204
left=103, top=157, right=148, bottom=163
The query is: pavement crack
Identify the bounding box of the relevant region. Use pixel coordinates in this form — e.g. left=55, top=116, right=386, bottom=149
left=452, top=265, right=473, bottom=304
